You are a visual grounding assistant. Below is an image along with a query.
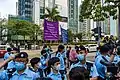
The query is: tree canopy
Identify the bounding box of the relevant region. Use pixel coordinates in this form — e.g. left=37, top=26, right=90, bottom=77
left=6, top=20, right=43, bottom=41
left=79, top=0, right=120, bottom=22
left=42, top=6, right=62, bottom=21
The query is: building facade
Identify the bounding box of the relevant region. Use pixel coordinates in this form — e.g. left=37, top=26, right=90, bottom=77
left=68, top=0, right=79, bottom=34
left=18, top=0, right=33, bottom=22
left=32, top=0, right=40, bottom=25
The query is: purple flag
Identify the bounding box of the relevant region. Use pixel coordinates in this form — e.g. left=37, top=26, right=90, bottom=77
left=44, top=19, right=59, bottom=41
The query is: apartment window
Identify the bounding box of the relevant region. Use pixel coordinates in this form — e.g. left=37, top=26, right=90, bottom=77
left=25, top=11, right=31, bottom=14
left=25, top=5, right=31, bottom=8
left=40, top=7, right=44, bottom=14
left=40, top=15, right=44, bottom=19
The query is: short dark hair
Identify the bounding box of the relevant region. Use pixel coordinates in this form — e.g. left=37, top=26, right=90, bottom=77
left=41, top=50, right=46, bottom=55
left=69, top=67, right=86, bottom=80
left=58, top=45, right=65, bottom=50
left=79, top=45, right=86, bottom=51
left=100, top=45, right=109, bottom=53
left=30, top=57, right=40, bottom=68
left=48, top=57, right=60, bottom=67
left=7, top=48, right=12, bottom=52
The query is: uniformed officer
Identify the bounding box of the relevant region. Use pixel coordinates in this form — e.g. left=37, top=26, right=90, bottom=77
left=40, top=50, right=50, bottom=76
left=10, top=52, right=39, bottom=80
left=7, top=47, right=19, bottom=69
left=70, top=45, right=87, bottom=69
left=4, top=48, right=12, bottom=60
left=0, top=55, right=16, bottom=80
left=29, top=57, right=44, bottom=77
left=47, top=57, right=62, bottom=80
left=56, top=45, right=66, bottom=80
left=4, top=48, right=12, bottom=69
left=95, top=45, right=115, bottom=80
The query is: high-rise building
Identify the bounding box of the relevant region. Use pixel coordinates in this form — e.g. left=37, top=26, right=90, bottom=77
left=68, top=0, right=79, bottom=34
left=79, top=19, right=91, bottom=39
left=16, top=2, right=18, bottom=16
left=110, top=16, right=118, bottom=36
left=18, top=0, right=33, bottom=22
left=32, top=0, right=40, bottom=25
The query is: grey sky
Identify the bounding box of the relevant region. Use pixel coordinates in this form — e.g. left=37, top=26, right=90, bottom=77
left=0, top=0, right=81, bottom=18
left=0, top=0, right=18, bottom=18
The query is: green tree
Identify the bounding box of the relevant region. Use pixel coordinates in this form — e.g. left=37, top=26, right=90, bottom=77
left=80, top=0, right=119, bottom=26
left=68, top=29, right=74, bottom=42
left=0, top=19, right=7, bottom=42
left=7, top=20, right=43, bottom=46
left=75, top=33, right=85, bottom=41
left=42, top=6, right=62, bottom=21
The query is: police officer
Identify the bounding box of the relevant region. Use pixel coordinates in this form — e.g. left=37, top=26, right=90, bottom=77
left=95, top=45, right=115, bottom=80
left=47, top=57, right=62, bottom=80
left=29, top=57, right=44, bottom=77
left=70, top=45, right=87, bottom=69
left=56, top=45, right=66, bottom=80
left=7, top=47, right=19, bottom=69
left=40, top=50, right=50, bottom=76
left=4, top=48, right=12, bottom=70
left=10, top=52, right=39, bottom=80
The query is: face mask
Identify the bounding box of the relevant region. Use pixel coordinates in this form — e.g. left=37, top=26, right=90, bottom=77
left=15, top=62, right=25, bottom=71
left=55, top=64, right=60, bottom=71
left=77, top=54, right=85, bottom=61
left=10, top=54, right=15, bottom=58
left=38, top=63, right=42, bottom=67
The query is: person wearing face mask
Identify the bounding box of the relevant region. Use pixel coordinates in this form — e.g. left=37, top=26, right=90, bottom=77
left=56, top=45, right=66, bottom=80
left=29, top=57, right=44, bottom=77
left=47, top=57, right=62, bottom=80
left=7, top=47, right=19, bottom=69
left=40, top=50, right=50, bottom=76
left=9, top=52, right=39, bottom=80
left=70, top=45, right=87, bottom=69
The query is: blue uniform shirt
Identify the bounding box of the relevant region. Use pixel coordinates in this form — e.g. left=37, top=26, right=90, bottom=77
left=7, top=61, right=16, bottom=69
left=29, top=67, right=44, bottom=77
left=70, top=61, right=87, bottom=70
left=4, top=52, right=12, bottom=60
left=40, top=56, right=48, bottom=69
left=0, top=70, right=8, bottom=80
left=90, top=64, right=99, bottom=78
left=47, top=72, right=62, bottom=80
left=95, top=51, right=101, bottom=58
left=10, top=68, right=39, bottom=80
left=95, top=55, right=107, bottom=79
left=56, top=52, right=65, bottom=70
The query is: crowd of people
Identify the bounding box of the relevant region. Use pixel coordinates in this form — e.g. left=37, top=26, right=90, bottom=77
left=1, top=35, right=120, bottom=80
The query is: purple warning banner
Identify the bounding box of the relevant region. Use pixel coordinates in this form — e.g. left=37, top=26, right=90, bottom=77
left=44, top=19, right=59, bottom=41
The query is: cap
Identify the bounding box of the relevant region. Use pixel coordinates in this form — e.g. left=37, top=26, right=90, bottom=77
left=15, top=52, right=28, bottom=58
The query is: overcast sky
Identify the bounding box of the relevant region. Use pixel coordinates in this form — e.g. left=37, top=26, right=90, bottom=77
left=0, top=0, right=18, bottom=18
left=0, top=0, right=81, bottom=18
